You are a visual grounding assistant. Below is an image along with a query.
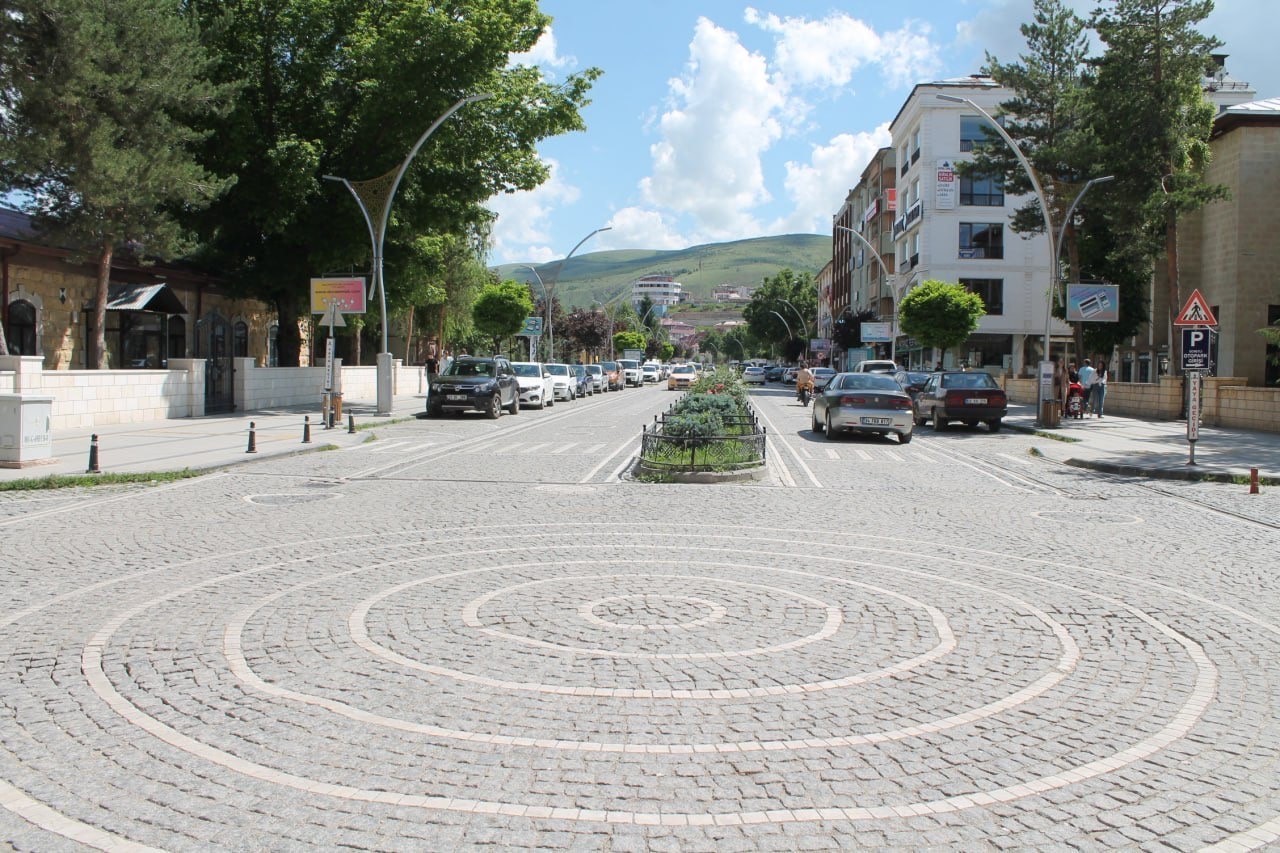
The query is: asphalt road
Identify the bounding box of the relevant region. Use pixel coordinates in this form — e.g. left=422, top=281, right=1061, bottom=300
left=1, top=381, right=1277, bottom=850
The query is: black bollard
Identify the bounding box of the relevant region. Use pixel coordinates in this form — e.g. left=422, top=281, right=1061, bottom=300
left=246, top=422, right=258, bottom=453
left=87, top=434, right=101, bottom=473
left=348, top=413, right=356, bottom=434
left=302, top=415, right=312, bottom=444
left=327, top=405, right=335, bottom=430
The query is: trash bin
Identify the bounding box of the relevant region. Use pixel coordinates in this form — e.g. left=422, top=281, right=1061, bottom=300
left=1039, top=398, right=1060, bottom=428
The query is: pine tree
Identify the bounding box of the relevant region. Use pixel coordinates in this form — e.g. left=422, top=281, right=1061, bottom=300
left=0, top=0, right=232, bottom=367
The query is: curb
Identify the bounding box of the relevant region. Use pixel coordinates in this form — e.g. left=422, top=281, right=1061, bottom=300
left=1059, top=457, right=1279, bottom=486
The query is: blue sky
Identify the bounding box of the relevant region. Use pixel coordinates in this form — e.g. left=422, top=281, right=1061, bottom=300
left=487, top=0, right=1276, bottom=265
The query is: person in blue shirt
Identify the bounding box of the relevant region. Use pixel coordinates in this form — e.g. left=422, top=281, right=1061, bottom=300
left=1078, top=358, right=1097, bottom=416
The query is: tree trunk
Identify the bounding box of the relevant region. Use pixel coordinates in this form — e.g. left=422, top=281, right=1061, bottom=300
left=276, top=295, right=303, bottom=367
left=404, top=306, right=415, bottom=362
left=91, top=241, right=113, bottom=369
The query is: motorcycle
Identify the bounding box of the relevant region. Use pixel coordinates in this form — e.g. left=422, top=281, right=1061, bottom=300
left=797, top=384, right=811, bottom=406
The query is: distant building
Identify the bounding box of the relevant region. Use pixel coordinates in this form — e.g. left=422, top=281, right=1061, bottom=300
left=712, top=284, right=755, bottom=302
left=631, top=274, right=683, bottom=315
left=660, top=318, right=697, bottom=342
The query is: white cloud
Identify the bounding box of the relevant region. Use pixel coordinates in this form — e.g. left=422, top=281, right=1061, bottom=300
left=508, top=25, right=575, bottom=71
left=639, top=17, right=784, bottom=241
left=486, top=158, right=580, bottom=263
left=744, top=8, right=942, bottom=90
left=604, top=207, right=686, bottom=251
left=771, top=124, right=892, bottom=234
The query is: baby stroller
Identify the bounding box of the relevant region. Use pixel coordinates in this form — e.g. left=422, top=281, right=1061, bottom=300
left=1065, top=382, right=1086, bottom=419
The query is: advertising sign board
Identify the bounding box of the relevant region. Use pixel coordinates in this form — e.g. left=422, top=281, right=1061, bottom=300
left=518, top=316, right=544, bottom=337
left=860, top=322, right=892, bottom=343
left=1065, top=283, right=1120, bottom=323
left=935, top=160, right=956, bottom=210
left=310, top=277, right=367, bottom=314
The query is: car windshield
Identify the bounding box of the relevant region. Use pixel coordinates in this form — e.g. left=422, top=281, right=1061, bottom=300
left=573, top=366, right=586, bottom=376
left=545, top=364, right=570, bottom=376
left=903, top=372, right=929, bottom=385
left=813, top=368, right=835, bottom=376
left=832, top=373, right=900, bottom=391
left=445, top=360, right=492, bottom=377
left=941, top=373, right=999, bottom=389
left=512, top=364, right=541, bottom=378
left=601, top=362, right=617, bottom=371
left=673, top=366, right=695, bottom=374
left=586, top=365, right=601, bottom=374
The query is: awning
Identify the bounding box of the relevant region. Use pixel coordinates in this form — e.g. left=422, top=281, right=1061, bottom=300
left=93, top=283, right=188, bottom=314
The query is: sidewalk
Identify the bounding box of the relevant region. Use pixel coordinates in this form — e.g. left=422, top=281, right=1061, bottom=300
left=1003, top=403, right=1280, bottom=483
left=0, top=395, right=427, bottom=482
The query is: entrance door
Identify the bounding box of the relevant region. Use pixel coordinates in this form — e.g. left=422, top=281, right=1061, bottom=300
left=202, top=313, right=235, bottom=413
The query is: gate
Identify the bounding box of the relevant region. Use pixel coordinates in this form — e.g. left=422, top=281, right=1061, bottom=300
left=201, top=312, right=235, bottom=413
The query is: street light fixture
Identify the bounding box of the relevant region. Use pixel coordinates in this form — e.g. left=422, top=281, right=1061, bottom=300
left=325, top=92, right=493, bottom=414
left=833, top=223, right=899, bottom=361
left=545, top=226, right=612, bottom=362
left=769, top=310, right=794, bottom=340
left=778, top=299, right=810, bottom=339
left=521, top=266, right=547, bottom=359
left=935, top=93, right=1111, bottom=425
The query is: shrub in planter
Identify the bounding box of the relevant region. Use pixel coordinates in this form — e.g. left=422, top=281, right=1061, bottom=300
left=663, top=410, right=725, bottom=438
left=674, top=394, right=738, bottom=419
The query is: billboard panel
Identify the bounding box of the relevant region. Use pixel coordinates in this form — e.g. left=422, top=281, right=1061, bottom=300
left=310, top=277, right=367, bottom=314
left=860, top=322, right=892, bottom=343
left=1065, top=283, right=1119, bottom=323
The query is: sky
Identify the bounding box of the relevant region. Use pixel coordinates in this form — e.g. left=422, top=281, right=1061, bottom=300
left=486, top=0, right=1277, bottom=266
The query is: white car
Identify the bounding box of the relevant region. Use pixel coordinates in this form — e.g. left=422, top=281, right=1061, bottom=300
left=641, top=363, right=660, bottom=383
left=510, top=362, right=555, bottom=409
left=585, top=363, right=607, bottom=392
left=618, top=359, right=643, bottom=387
left=852, top=359, right=899, bottom=374
left=543, top=363, right=576, bottom=401
left=742, top=366, right=767, bottom=384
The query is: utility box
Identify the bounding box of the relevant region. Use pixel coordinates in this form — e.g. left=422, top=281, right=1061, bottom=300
left=0, top=394, right=55, bottom=468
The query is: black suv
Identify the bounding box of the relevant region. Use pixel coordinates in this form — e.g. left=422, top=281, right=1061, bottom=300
left=427, top=356, right=521, bottom=418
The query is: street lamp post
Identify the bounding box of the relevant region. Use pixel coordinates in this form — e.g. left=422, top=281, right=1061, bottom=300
left=936, top=93, right=1106, bottom=426
left=769, top=310, right=794, bottom=342
left=521, top=266, right=547, bottom=360
left=325, top=92, right=492, bottom=415
left=778, top=299, right=810, bottom=339
left=545, top=227, right=612, bottom=362
left=1049, top=176, right=1116, bottom=353
left=833, top=223, right=899, bottom=361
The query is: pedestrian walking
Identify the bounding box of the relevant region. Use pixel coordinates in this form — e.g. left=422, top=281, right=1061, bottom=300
left=1078, top=358, right=1097, bottom=415
left=1091, top=360, right=1108, bottom=417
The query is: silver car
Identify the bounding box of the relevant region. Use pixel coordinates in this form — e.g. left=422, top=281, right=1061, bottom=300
left=811, top=372, right=914, bottom=444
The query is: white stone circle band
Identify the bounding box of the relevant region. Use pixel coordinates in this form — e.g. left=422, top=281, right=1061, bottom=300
left=0, top=525, right=1245, bottom=842
left=579, top=593, right=727, bottom=631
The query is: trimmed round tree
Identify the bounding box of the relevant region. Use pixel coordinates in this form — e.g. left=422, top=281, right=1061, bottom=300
left=472, top=280, right=534, bottom=355
left=897, top=280, right=986, bottom=366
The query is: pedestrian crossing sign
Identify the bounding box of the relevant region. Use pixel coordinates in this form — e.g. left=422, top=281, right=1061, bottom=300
left=1174, top=289, right=1217, bottom=326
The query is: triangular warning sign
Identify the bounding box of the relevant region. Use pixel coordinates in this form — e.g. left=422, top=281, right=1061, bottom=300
left=1174, top=289, right=1217, bottom=326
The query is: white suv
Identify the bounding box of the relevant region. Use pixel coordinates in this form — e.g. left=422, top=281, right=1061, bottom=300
left=852, top=359, right=898, bottom=374
left=618, top=359, right=643, bottom=387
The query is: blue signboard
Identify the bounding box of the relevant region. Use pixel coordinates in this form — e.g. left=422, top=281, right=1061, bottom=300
left=519, top=316, right=544, bottom=337
left=1065, top=284, right=1120, bottom=323
left=1181, top=327, right=1212, bottom=371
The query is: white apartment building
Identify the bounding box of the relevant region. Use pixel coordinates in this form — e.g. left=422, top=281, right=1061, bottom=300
left=889, top=75, right=1064, bottom=374
left=631, top=274, right=683, bottom=316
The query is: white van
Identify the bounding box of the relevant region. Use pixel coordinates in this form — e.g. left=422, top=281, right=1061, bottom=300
left=852, top=359, right=898, bottom=374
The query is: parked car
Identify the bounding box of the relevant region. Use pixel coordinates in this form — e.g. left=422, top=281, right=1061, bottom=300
left=571, top=364, right=594, bottom=396
left=782, top=367, right=799, bottom=384
left=852, top=359, right=899, bottom=374
left=742, top=365, right=767, bottom=385
left=667, top=363, right=697, bottom=391
left=600, top=361, right=624, bottom=390
left=765, top=365, right=786, bottom=382
left=811, top=367, right=837, bottom=390
left=892, top=369, right=931, bottom=412
left=585, top=363, right=607, bottom=392
left=641, top=363, right=660, bottom=383
left=811, top=372, right=914, bottom=443
left=619, top=359, right=643, bottom=387
left=511, top=361, right=555, bottom=409
left=544, top=363, right=577, bottom=401
left=914, top=371, right=1008, bottom=432
left=427, top=355, right=521, bottom=418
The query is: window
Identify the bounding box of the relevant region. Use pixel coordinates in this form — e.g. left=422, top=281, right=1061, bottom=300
left=5, top=299, right=37, bottom=355
left=961, top=278, right=1004, bottom=315
left=960, top=114, right=1001, bottom=152
left=267, top=323, right=279, bottom=367
left=911, top=128, right=921, bottom=164
left=960, top=173, right=1004, bottom=206
left=168, top=316, right=186, bottom=360
left=233, top=320, right=248, bottom=358
left=959, top=223, right=1004, bottom=259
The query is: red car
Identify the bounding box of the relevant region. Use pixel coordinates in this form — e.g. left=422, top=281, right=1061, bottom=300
left=913, top=371, right=1007, bottom=432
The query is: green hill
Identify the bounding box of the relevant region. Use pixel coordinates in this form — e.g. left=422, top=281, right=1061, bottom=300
left=495, top=234, right=829, bottom=309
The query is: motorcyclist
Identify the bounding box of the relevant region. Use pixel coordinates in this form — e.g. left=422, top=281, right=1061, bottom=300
left=795, top=363, right=814, bottom=405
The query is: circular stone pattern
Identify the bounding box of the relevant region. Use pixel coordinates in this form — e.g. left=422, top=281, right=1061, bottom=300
left=2, top=524, right=1274, bottom=851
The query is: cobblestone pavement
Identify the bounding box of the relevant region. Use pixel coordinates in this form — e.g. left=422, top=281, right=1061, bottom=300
left=2, top=384, right=1278, bottom=850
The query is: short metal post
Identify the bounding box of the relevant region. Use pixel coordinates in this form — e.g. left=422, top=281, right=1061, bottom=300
left=302, top=416, right=312, bottom=444
left=87, top=434, right=101, bottom=473
left=246, top=422, right=258, bottom=453
left=348, top=413, right=356, bottom=434
left=327, top=403, right=335, bottom=430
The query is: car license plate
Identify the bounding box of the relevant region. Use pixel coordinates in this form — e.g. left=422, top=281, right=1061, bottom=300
left=965, top=397, right=988, bottom=405
left=447, top=394, right=467, bottom=401
left=860, top=416, right=891, bottom=426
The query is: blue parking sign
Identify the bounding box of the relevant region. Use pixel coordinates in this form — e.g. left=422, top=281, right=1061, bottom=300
left=1181, top=327, right=1211, bottom=371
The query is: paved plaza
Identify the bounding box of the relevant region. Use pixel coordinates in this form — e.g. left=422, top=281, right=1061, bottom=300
left=1, top=386, right=1278, bottom=850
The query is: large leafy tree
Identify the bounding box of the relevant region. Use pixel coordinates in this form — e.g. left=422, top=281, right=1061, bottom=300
left=183, top=0, right=600, bottom=365
left=898, top=280, right=986, bottom=364
left=1087, top=0, right=1225, bottom=371
left=0, top=0, right=232, bottom=367
left=560, top=307, right=611, bottom=360
left=742, top=269, right=816, bottom=362
left=471, top=279, right=532, bottom=354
